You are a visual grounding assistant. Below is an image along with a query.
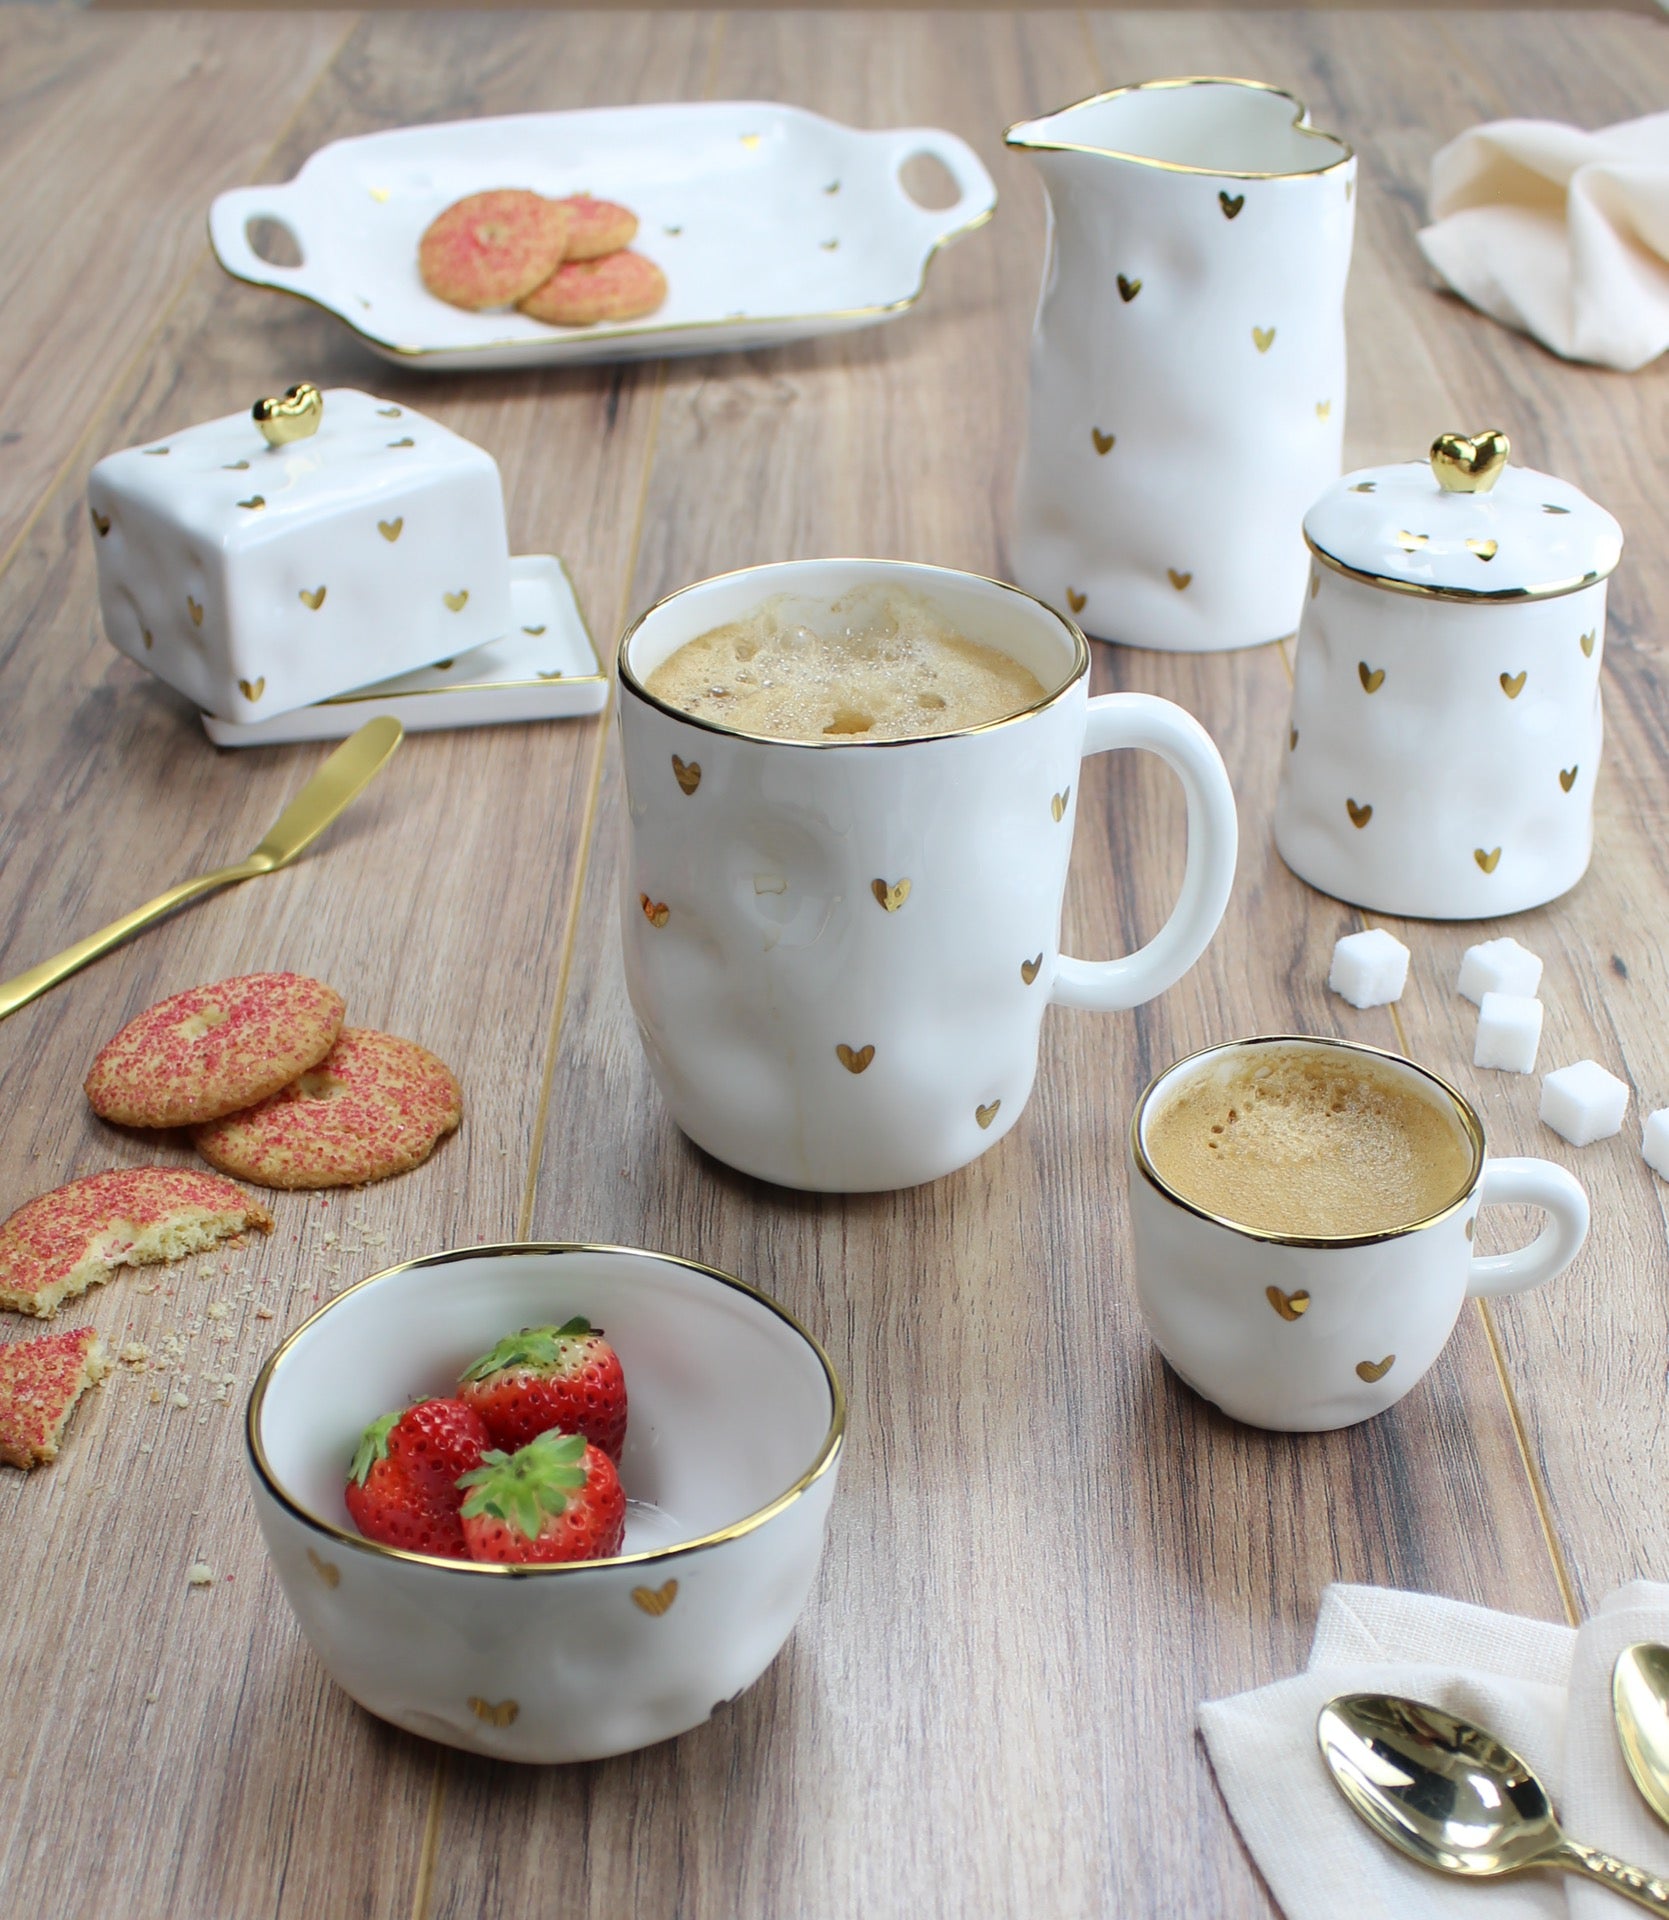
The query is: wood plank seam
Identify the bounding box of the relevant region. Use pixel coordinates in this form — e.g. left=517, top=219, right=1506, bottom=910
left=409, top=1755, right=451, bottom=1920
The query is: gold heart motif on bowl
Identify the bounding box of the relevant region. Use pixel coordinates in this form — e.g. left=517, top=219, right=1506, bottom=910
left=90, top=508, right=110, bottom=536
left=1168, top=569, right=1192, bottom=591
left=222, top=460, right=250, bottom=472
left=1020, top=954, right=1042, bottom=985
left=1429, top=428, right=1509, bottom=493
left=1091, top=427, right=1115, bottom=455
left=1267, top=1286, right=1310, bottom=1321
left=443, top=589, right=468, bottom=612
left=142, top=628, right=153, bottom=650
left=1581, top=630, right=1596, bottom=658
left=1500, top=670, right=1526, bottom=699
left=187, top=596, right=203, bottom=626
left=468, top=1697, right=519, bottom=1727
left=378, top=518, right=403, bottom=542
left=672, top=755, right=701, bottom=795
left=1117, top=274, right=1141, bottom=302
left=377, top=406, right=402, bottom=418
left=1315, top=400, right=1331, bottom=420
left=836, top=1043, right=875, bottom=1074
left=306, top=1549, right=340, bottom=1589
left=1346, top=798, right=1372, bottom=829
left=1356, top=1355, right=1395, bottom=1384
left=387, top=437, right=415, bottom=449
left=239, top=677, right=266, bottom=703
left=1066, top=587, right=1087, bottom=614
left=1289, top=728, right=1298, bottom=751
left=522, top=624, right=546, bottom=637
left=1252, top=326, right=1275, bottom=353
left=1350, top=481, right=1376, bottom=493
left=1358, top=663, right=1385, bottom=694
left=1475, top=846, right=1502, bottom=873
left=871, top=877, right=909, bottom=912
left=639, top=894, right=669, bottom=928
left=975, top=1100, right=1001, bottom=1129
left=1395, top=530, right=1429, bottom=551
left=1219, top=191, right=1244, bottom=219
left=1051, top=789, right=1070, bottom=823
left=237, top=496, right=265, bottom=511
left=299, top=586, right=326, bottom=610
left=1560, top=765, right=1579, bottom=793
left=632, top=1580, right=679, bottom=1616
left=1467, top=538, right=1500, bottom=562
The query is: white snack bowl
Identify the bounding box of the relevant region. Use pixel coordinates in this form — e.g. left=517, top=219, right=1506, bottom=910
left=88, top=388, right=512, bottom=722
left=246, top=1243, right=844, bottom=1764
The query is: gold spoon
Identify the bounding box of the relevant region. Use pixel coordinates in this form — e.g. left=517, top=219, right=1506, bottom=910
left=1318, top=1692, right=1669, bottom=1912
left=0, top=716, right=403, bottom=1022
left=1616, top=1645, right=1669, bottom=1828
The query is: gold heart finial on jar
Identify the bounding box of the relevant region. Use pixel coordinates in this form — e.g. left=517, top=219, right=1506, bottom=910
left=1430, top=428, right=1510, bottom=494
left=253, top=381, right=324, bottom=447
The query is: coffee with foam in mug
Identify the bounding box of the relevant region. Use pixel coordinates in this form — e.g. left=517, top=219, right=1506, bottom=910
left=644, top=587, right=1047, bottom=742
left=1143, top=1042, right=1475, bottom=1238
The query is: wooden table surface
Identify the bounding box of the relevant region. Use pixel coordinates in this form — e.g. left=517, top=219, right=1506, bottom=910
left=2, top=8, right=1667, bottom=1916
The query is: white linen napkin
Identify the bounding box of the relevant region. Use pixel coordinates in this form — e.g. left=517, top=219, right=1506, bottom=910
left=1417, top=113, right=1669, bottom=371
left=1198, top=1582, right=1669, bottom=1918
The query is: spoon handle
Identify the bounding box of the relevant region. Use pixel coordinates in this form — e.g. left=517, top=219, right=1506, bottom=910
left=1560, top=1840, right=1669, bottom=1912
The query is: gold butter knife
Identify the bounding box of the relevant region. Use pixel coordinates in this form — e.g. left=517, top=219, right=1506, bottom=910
left=0, top=715, right=403, bottom=1023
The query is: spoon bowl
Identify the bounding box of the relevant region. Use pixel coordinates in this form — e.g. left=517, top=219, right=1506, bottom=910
left=1615, top=1644, right=1669, bottom=1829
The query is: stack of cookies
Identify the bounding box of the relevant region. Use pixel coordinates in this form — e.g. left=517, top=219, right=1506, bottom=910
left=419, top=189, right=666, bottom=326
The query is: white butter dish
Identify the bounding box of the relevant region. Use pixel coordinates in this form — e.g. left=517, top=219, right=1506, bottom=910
left=201, top=556, right=605, bottom=747
left=90, top=386, right=512, bottom=722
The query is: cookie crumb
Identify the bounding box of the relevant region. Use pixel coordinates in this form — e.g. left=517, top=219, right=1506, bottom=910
left=205, top=1302, right=230, bottom=1321
left=186, top=1562, right=214, bottom=1587
left=118, top=1342, right=150, bottom=1368
left=170, top=1390, right=190, bottom=1411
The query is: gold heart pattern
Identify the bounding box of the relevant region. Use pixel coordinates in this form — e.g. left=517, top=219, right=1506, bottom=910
left=142, top=628, right=153, bottom=650
left=253, top=382, right=323, bottom=448
left=1310, top=573, right=1320, bottom=600
left=1066, top=588, right=1087, bottom=614
left=1168, top=569, right=1192, bottom=591
left=1316, top=400, right=1331, bottom=420
left=836, top=1043, right=875, bottom=1074
left=975, top=1101, right=1001, bottom=1129
left=377, top=406, right=402, bottom=418
left=740, top=133, right=761, bottom=150
left=1560, top=766, right=1579, bottom=793
left=388, top=437, right=415, bottom=449
left=1475, top=847, right=1502, bottom=873
left=872, top=878, right=910, bottom=912
left=632, top=1580, right=679, bottom=1616
left=1253, top=326, right=1275, bottom=353
left=223, top=460, right=250, bottom=472
left=1500, top=670, right=1526, bottom=699
left=1358, top=663, right=1385, bottom=694
left=239, top=677, right=266, bottom=703
left=378, top=518, right=403, bottom=542
left=444, top=589, right=469, bottom=612
left=1466, top=538, right=1499, bottom=562
left=1544, top=504, right=1571, bottom=515
left=369, top=186, right=391, bottom=203
left=821, top=239, right=839, bottom=252
left=1350, top=481, right=1377, bottom=493
left=143, top=447, right=169, bottom=457
left=187, top=596, right=203, bottom=627
left=523, top=624, right=547, bottom=636
left=299, top=586, right=326, bottom=610
left=1356, top=1355, right=1395, bottom=1384
left=640, top=894, right=669, bottom=928
left=1289, top=728, right=1298, bottom=751
left=306, top=1549, right=340, bottom=1589
left=434, top=659, right=454, bottom=671
left=1117, top=274, right=1141, bottom=302
left=1219, top=191, right=1244, bottom=219
left=1430, top=429, right=1509, bottom=493
left=537, top=670, right=563, bottom=681
left=468, top=1697, right=519, bottom=1727
left=1346, top=798, right=1372, bottom=829
left=1091, top=427, right=1115, bottom=455
left=237, top=496, right=265, bottom=511
left=672, top=755, right=702, bottom=795
left=1051, top=789, right=1070, bottom=823
left=1580, top=630, right=1597, bottom=658
left=1267, top=1286, right=1310, bottom=1321
left=1021, top=955, right=1042, bottom=985
left=1395, top=530, right=1429, bottom=551
left=1465, top=1218, right=1475, bottom=1242
left=90, top=508, right=110, bottom=536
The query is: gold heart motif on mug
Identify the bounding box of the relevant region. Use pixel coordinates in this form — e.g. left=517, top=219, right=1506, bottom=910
left=444, top=589, right=468, bottom=611
left=90, top=508, right=110, bottom=536
left=299, top=586, right=326, bottom=610
left=1500, top=669, right=1526, bottom=699
left=1051, top=789, right=1070, bottom=822
left=468, top=1697, right=519, bottom=1727
left=1346, top=798, right=1372, bottom=828
left=1289, top=728, right=1298, bottom=751
left=672, top=755, right=702, bottom=795
left=1091, top=427, right=1115, bottom=455
left=1066, top=587, right=1087, bottom=614
left=1358, top=663, right=1385, bottom=693
left=1315, top=400, right=1331, bottom=420
left=1580, top=630, right=1596, bottom=658
left=378, top=518, right=403, bottom=542
left=1020, top=955, right=1042, bottom=985
left=1117, top=273, right=1141, bottom=302
left=239, top=677, right=266, bottom=703
left=1560, top=765, right=1578, bottom=793
left=1267, top=1286, right=1310, bottom=1321
left=836, top=1043, right=875, bottom=1074
left=640, top=894, right=670, bottom=928
left=306, top=1549, right=340, bottom=1589
left=523, top=624, right=546, bottom=637
left=871, top=877, right=910, bottom=912
left=1253, top=326, right=1275, bottom=353
left=975, top=1101, right=1001, bottom=1129
left=1168, top=569, right=1192, bottom=591
left=1356, top=1355, right=1395, bottom=1384
left=1219, top=190, right=1244, bottom=219
left=1475, top=846, right=1502, bottom=873
left=187, top=596, right=203, bottom=626
left=632, top=1580, right=679, bottom=1616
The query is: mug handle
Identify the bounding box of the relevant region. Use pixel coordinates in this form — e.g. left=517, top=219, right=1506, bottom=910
left=1050, top=693, right=1239, bottom=1013
left=1465, top=1157, right=1590, bottom=1299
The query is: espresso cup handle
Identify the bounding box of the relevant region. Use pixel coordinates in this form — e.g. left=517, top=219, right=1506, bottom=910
left=1051, top=693, right=1238, bottom=1013
left=1465, top=1157, right=1590, bottom=1299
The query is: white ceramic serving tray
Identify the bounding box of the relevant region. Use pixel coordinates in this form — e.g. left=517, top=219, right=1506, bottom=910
left=201, top=556, right=606, bottom=746
left=209, top=102, right=997, bottom=371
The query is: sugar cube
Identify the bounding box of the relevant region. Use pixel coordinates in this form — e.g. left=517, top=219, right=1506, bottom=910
left=1458, top=937, right=1543, bottom=1005
left=1328, top=928, right=1410, bottom=1009
left=1539, top=1059, right=1630, bottom=1146
left=1474, top=993, right=1543, bottom=1074
left=1643, top=1109, right=1669, bottom=1180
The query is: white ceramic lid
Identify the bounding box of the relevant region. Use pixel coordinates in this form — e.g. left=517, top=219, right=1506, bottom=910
left=1305, top=430, right=1623, bottom=602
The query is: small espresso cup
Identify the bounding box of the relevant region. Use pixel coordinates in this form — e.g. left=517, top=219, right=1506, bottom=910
left=617, top=558, right=1239, bottom=1192
left=1126, top=1035, right=1589, bottom=1430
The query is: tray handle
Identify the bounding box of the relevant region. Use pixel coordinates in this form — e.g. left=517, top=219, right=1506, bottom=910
left=209, top=184, right=316, bottom=292
left=877, top=128, right=998, bottom=253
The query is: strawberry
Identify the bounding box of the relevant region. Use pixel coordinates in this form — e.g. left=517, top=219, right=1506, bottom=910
left=457, top=1430, right=626, bottom=1565
left=344, top=1398, right=491, bottom=1558
left=458, top=1319, right=628, bottom=1462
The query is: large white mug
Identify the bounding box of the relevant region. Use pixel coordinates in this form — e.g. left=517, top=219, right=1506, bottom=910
left=617, top=558, right=1239, bottom=1191
left=1127, top=1035, right=1590, bottom=1430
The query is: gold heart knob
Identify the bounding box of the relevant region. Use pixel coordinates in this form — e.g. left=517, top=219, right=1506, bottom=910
left=1020, top=955, right=1042, bottom=985
left=299, top=586, right=326, bottom=610
left=1267, top=1286, right=1310, bottom=1321
left=468, top=1697, right=519, bottom=1727
left=1219, top=191, right=1244, bottom=219
left=1467, top=538, right=1500, bottom=562
left=1346, top=798, right=1372, bottom=829
left=1066, top=588, right=1087, bottom=614
left=632, top=1580, right=678, bottom=1616
left=187, top=596, right=203, bottom=626
left=1051, top=789, right=1070, bottom=823
left=639, top=893, right=669, bottom=928
left=1430, top=428, right=1509, bottom=493
left=1091, top=427, right=1115, bottom=455
left=378, top=518, right=403, bottom=542
left=1356, top=1355, right=1395, bottom=1384
left=672, top=755, right=701, bottom=794
left=444, top=589, right=468, bottom=611
left=1580, top=630, right=1596, bottom=658
left=1358, top=663, right=1385, bottom=693
left=239, top=677, right=266, bottom=703
left=836, top=1043, right=875, bottom=1074
left=90, top=507, right=110, bottom=536
left=1560, top=765, right=1578, bottom=793
left=1167, top=569, right=1192, bottom=591
left=1475, top=846, right=1502, bottom=873
left=975, top=1100, right=1001, bottom=1129
left=1117, top=274, right=1141, bottom=302
left=306, top=1548, right=340, bottom=1589
left=237, top=496, right=266, bottom=511
left=1252, top=326, right=1275, bottom=353
left=252, top=381, right=323, bottom=447
left=871, top=878, right=910, bottom=912
left=1500, top=670, right=1526, bottom=699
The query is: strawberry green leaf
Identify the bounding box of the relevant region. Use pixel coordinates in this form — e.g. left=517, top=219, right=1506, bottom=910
left=349, top=1411, right=400, bottom=1486
left=457, top=1430, right=590, bottom=1539
left=459, top=1321, right=596, bottom=1384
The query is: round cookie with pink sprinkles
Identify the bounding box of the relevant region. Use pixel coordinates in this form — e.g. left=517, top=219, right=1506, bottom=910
left=419, top=189, right=573, bottom=311
left=85, top=972, right=345, bottom=1129
left=192, top=1029, right=462, bottom=1190
left=553, top=194, right=639, bottom=261
left=519, top=250, right=667, bottom=327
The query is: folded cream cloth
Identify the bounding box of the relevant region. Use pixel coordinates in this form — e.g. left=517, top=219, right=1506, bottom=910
left=1418, top=113, right=1669, bottom=371
left=1199, top=1582, right=1669, bottom=1919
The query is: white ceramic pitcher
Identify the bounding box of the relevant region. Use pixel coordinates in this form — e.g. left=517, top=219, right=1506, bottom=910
left=1007, top=79, right=1355, bottom=652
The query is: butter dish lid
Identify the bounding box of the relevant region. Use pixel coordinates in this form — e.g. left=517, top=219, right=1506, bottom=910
left=1304, top=430, right=1623, bottom=603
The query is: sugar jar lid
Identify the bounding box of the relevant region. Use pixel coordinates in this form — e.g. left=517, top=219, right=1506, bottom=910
left=1304, top=430, right=1623, bottom=603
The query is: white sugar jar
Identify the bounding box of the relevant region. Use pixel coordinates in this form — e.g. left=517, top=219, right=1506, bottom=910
left=1273, top=430, right=1623, bottom=920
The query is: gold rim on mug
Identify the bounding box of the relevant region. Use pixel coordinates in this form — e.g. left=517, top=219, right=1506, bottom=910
left=615, top=557, right=1092, bottom=749
left=246, top=1241, right=847, bottom=1576
left=1129, top=1034, right=1486, bottom=1248
left=1004, top=76, right=1354, bottom=181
